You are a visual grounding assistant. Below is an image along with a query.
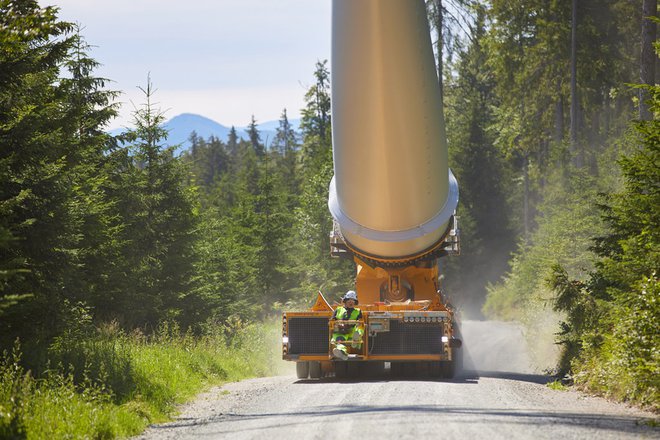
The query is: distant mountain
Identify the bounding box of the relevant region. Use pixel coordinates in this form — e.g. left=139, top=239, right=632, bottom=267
left=110, top=113, right=301, bottom=155
left=164, top=113, right=232, bottom=147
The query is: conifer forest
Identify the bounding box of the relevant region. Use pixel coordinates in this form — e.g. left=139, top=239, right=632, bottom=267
left=0, top=0, right=658, bottom=435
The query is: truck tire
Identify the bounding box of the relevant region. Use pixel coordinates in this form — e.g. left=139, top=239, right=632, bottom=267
left=334, top=361, right=348, bottom=379
left=403, top=362, right=419, bottom=377
left=429, top=361, right=442, bottom=377
left=441, top=360, right=455, bottom=379
left=454, top=348, right=463, bottom=377
left=296, top=361, right=309, bottom=379
left=309, top=361, right=322, bottom=379
left=365, top=361, right=385, bottom=377
left=391, top=362, right=404, bottom=377
left=347, top=361, right=361, bottom=377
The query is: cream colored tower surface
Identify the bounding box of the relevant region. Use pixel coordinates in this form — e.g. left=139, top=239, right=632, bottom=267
left=328, top=0, right=459, bottom=259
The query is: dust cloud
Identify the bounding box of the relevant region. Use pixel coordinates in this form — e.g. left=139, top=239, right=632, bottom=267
left=460, top=320, right=541, bottom=374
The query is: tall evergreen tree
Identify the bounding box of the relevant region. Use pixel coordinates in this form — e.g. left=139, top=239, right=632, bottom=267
left=0, top=0, right=78, bottom=344
left=251, top=162, right=291, bottom=308
left=182, top=133, right=230, bottom=208
left=271, top=108, right=300, bottom=209
left=103, top=79, right=199, bottom=327
left=245, top=115, right=265, bottom=157
left=426, top=0, right=474, bottom=101
left=190, top=208, right=252, bottom=323
left=271, top=108, right=298, bottom=158
left=297, top=61, right=333, bottom=260
left=294, top=61, right=352, bottom=300
left=209, top=126, right=241, bottom=211
left=227, top=126, right=240, bottom=158
left=300, top=60, right=331, bottom=167
left=57, top=27, right=121, bottom=311
left=639, top=0, right=658, bottom=120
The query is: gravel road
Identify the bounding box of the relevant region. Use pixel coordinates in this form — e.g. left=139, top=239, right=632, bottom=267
left=135, top=321, right=658, bottom=440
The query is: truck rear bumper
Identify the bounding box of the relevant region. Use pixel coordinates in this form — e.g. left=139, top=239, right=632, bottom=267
left=283, top=311, right=458, bottom=362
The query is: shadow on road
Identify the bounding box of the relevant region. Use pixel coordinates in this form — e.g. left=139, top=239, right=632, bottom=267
left=294, top=369, right=552, bottom=385
left=465, top=369, right=553, bottom=385
left=148, top=402, right=657, bottom=438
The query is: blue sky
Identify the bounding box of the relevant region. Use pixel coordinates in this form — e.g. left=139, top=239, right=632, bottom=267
left=47, top=0, right=331, bottom=129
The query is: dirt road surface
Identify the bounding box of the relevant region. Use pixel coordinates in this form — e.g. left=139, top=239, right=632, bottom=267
left=135, top=321, right=658, bottom=440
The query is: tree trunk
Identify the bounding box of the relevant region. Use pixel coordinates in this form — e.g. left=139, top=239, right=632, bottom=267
left=640, top=0, right=657, bottom=120
left=538, top=139, right=547, bottom=190
left=433, top=0, right=444, bottom=101
left=555, top=79, right=564, bottom=143
left=523, top=153, right=530, bottom=244
left=570, top=0, right=581, bottom=168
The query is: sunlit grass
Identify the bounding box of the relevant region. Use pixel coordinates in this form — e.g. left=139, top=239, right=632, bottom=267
left=546, top=380, right=568, bottom=391
left=0, top=319, right=283, bottom=439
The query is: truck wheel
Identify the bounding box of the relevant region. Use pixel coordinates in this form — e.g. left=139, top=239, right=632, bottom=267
left=347, top=361, right=361, bottom=377
left=296, top=361, right=309, bottom=379
left=403, top=362, right=419, bottom=377
left=391, top=362, right=404, bottom=377
left=309, top=361, right=322, bottom=379
left=334, top=361, right=348, bottom=379
left=454, top=347, right=464, bottom=376
left=441, top=360, right=455, bottom=379
left=366, top=361, right=385, bottom=377
left=429, top=361, right=442, bottom=377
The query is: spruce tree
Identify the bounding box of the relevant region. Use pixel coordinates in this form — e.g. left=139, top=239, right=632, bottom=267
left=246, top=115, right=265, bottom=157
left=227, top=126, right=240, bottom=159
left=0, top=0, right=77, bottom=345
left=190, top=209, right=250, bottom=324
left=105, top=78, right=199, bottom=327
left=271, top=108, right=300, bottom=210
left=271, top=108, right=298, bottom=158
left=57, top=27, right=121, bottom=313
left=295, top=60, right=352, bottom=301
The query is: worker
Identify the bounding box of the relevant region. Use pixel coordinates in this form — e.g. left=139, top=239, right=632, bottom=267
left=330, top=290, right=363, bottom=360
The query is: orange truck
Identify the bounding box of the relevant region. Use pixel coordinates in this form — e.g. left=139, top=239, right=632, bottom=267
left=283, top=0, right=462, bottom=379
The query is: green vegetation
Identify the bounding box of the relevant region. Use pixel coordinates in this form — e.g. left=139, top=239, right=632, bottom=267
left=1, top=320, right=283, bottom=438
left=452, top=0, right=659, bottom=410
left=547, top=82, right=660, bottom=408
left=0, top=2, right=332, bottom=437
left=547, top=380, right=568, bottom=391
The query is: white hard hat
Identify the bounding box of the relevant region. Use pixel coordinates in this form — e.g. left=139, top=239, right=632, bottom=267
left=343, top=290, right=358, bottom=304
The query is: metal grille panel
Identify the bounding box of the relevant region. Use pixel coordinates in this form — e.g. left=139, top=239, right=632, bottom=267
left=368, top=320, right=443, bottom=354
left=288, top=317, right=328, bottom=355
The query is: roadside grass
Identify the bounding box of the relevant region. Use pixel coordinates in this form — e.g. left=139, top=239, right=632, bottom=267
left=642, top=419, right=659, bottom=428
left=546, top=380, right=568, bottom=391
left=0, top=319, right=283, bottom=439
